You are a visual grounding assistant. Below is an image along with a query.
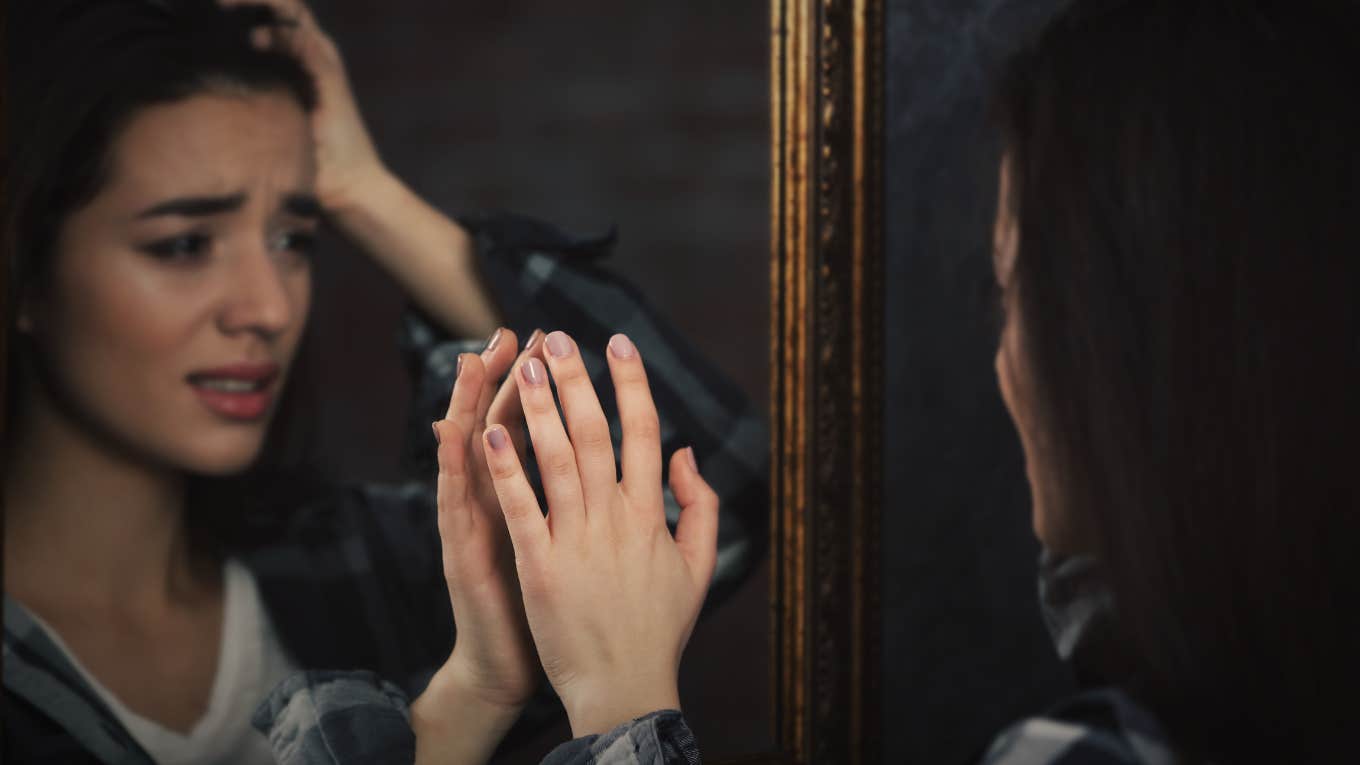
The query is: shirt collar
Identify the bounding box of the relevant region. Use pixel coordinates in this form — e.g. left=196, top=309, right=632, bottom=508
left=4, top=596, right=156, bottom=765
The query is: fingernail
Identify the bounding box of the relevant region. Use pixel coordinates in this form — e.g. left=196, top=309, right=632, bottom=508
left=431, top=422, right=443, bottom=445
left=483, top=328, right=503, bottom=354
left=524, top=329, right=544, bottom=351
left=608, top=334, right=637, bottom=359
left=685, top=446, right=698, bottom=472
left=487, top=426, right=510, bottom=451
left=545, top=331, right=573, bottom=359
left=520, top=358, right=547, bottom=386
left=455, top=354, right=465, bottom=379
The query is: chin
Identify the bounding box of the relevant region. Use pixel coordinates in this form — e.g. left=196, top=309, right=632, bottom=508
left=174, top=429, right=271, bottom=476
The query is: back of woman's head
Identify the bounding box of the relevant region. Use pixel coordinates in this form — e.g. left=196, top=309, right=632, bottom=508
left=993, top=0, right=1359, bottom=760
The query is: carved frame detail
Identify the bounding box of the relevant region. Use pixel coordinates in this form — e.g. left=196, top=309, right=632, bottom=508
left=769, top=1, right=885, bottom=763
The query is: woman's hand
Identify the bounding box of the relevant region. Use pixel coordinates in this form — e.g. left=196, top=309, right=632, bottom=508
left=220, top=0, right=386, bottom=210
left=482, top=331, right=720, bottom=737
left=414, top=328, right=545, bottom=764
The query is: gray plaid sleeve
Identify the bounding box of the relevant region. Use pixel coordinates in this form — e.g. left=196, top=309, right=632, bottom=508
left=981, top=688, right=1178, bottom=765
left=251, top=672, right=700, bottom=765
left=252, top=670, right=415, bottom=765
left=541, top=710, right=700, bottom=765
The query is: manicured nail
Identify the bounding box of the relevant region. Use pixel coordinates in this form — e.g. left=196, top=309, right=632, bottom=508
left=487, top=426, right=510, bottom=451
left=545, top=331, right=573, bottom=359
left=685, top=446, right=698, bottom=472
left=608, top=334, right=637, bottom=360
left=455, top=354, right=465, bottom=379
left=483, top=328, right=503, bottom=354
left=431, top=422, right=443, bottom=445
left=520, top=358, right=547, bottom=386
left=524, top=329, right=544, bottom=351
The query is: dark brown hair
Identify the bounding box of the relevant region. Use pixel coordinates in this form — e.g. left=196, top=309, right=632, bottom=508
left=993, top=0, right=1359, bottom=760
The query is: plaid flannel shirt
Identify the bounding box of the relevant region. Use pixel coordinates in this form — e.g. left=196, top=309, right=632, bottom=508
left=245, top=552, right=1180, bottom=765
left=2, top=212, right=770, bottom=764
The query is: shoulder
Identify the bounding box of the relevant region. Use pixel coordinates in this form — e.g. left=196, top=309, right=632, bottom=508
left=981, top=688, right=1177, bottom=765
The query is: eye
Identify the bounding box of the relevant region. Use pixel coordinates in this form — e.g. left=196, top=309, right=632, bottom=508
left=142, top=233, right=212, bottom=262
left=269, top=229, right=319, bottom=258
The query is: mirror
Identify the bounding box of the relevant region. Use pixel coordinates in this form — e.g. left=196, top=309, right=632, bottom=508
left=2, top=1, right=774, bottom=762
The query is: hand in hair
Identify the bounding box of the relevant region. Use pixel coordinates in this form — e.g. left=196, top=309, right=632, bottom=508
left=483, top=331, right=720, bottom=737
left=220, top=0, right=384, bottom=211
left=418, top=329, right=546, bottom=765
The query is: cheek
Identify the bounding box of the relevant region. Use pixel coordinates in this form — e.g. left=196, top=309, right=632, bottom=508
left=995, top=326, right=1023, bottom=431
left=996, top=344, right=1014, bottom=420
left=279, top=263, right=312, bottom=362
left=44, top=251, right=210, bottom=408
left=996, top=325, right=1054, bottom=543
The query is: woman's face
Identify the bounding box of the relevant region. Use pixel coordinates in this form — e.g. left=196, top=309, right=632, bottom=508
left=992, top=158, right=1056, bottom=550
left=21, top=89, right=318, bottom=476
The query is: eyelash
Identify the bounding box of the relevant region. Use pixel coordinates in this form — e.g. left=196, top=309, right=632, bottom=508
left=272, top=230, right=318, bottom=257
left=142, top=233, right=212, bottom=261
left=141, top=230, right=319, bottom=263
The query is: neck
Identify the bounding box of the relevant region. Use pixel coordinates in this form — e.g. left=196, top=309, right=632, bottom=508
left=5, top=391, right=201, bottom=614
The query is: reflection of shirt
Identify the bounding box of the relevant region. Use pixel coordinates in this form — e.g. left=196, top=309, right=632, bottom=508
left=2, top=213, right=770, bottom=764
left=248, top=550, right=1180, bottom=764
left=15, top=560, right=294, bottom=765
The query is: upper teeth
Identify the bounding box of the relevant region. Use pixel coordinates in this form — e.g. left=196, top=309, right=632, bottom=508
left=197, top=378, right=260, bottom=392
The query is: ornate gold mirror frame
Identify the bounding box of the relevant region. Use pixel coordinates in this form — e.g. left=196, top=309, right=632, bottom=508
left=767, top=1, right=885, bottom=763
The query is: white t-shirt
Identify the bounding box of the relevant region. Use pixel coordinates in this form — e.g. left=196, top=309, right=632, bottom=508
left=29, top=559, right=296, bottom=765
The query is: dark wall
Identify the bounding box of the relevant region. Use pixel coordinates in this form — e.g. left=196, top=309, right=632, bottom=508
left=881, top=2, right=1073, bottom=762
left=301, top=2, right=772, bottom=761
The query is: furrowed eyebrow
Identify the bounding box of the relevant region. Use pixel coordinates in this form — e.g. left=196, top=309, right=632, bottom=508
left=135, top=194, right=247, bottom=219
left=282, top=193, right=322, bottom=219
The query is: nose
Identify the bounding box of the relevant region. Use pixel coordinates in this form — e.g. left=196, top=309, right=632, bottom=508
left=216, top=241, right=298, bottom=339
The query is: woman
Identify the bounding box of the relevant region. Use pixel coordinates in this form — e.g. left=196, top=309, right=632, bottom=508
left=263, top=0, right=1358, bottom=762
left=2, top=1, right=766, bottom=762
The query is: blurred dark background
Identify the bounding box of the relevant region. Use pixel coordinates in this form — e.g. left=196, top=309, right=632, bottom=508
left=300, top=1, right=772, bottom=760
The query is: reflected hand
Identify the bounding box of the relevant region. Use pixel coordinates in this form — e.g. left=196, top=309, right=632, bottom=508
left=482, top=331, right=720, bottom=737
left=413, top=329, right=544, bottom=764
left=220, top=0, right=386, bottom=210
left=428, top=329, right=543, bottom=710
